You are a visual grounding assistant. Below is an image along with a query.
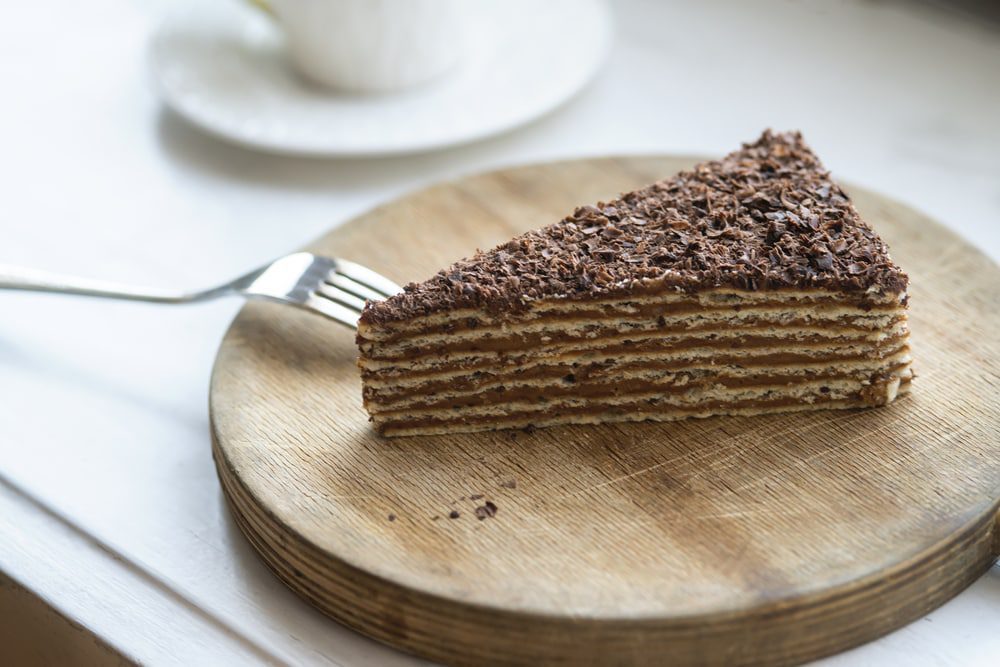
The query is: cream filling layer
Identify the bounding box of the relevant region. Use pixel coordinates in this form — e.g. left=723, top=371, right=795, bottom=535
left=370, top=371, right=913, bottom=420
left=365, top=361, right=913, bottom=411
left=359, top=288, right=906, bottom=339
left=360, top=318, right=909, bottom=360
left=377, top=386, right=912, bottom=437
left=362, top=348, right=914, bottom=392
left=359, top=334, right=910, bottom=373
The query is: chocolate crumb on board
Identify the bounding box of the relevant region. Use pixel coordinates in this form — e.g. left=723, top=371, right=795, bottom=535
left=475, top=501, right=499, bottom=520
left=469, top=493, right=484, bottom=500
left=501, top=479, right=517, bottom=489
left=387, top=513, right=396, bottom=522
left=448, top=510, right=460, bottom=519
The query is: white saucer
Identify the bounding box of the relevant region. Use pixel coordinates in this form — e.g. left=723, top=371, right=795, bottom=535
left=150, top=0, right=611, bottom=157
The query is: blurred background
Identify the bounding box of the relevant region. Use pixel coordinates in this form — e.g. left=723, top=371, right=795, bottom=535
left=1, top=0, right=997, bottom=279
left=0, top=1, right=998, bottom=665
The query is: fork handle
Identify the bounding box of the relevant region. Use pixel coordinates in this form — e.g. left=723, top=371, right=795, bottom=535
left=0, top=264, right=222, bottom=304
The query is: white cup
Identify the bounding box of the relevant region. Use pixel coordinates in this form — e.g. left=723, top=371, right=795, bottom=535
left=263, top=0, right=466, bottom=93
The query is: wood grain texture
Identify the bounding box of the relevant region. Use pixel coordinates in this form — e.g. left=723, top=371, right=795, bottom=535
left=210, top=157, right=1000, bottom=666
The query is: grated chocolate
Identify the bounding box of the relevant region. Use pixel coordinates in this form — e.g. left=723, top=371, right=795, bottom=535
left=361, top=131, right=908, bottom=326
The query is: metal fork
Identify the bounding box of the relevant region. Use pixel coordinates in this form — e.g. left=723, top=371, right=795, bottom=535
left=0, top=253, right=402, bottom=329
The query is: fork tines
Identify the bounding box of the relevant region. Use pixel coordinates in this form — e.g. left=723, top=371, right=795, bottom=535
left=314, top=258, right=402, bottom=317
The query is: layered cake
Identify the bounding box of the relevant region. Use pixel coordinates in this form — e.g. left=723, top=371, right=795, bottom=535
left=358, top=131, right=911, bottom=436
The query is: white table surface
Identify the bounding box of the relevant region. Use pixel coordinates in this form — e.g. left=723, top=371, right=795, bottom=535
left=1, top=0, right=998, bottom=664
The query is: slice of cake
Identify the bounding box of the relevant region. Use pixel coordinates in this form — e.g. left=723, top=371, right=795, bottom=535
left=357, top=131, right=912, bottom=437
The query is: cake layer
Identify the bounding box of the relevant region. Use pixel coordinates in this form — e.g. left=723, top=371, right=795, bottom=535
left=358, top=289, right=906, bottom=342
left=375, top=379, right=913, bottom=436
left=366, top=362, right=913, bottom=414
left=360, top=317, right=908, bottom=361
left=365, top=356, right=912, bottom=407
left=359, top=287, right=906, bottom=338
left=359, top=311, right=905, bottom=358
left=368, top=368, right=912, bottom=418
left=359, top=334, right=910, bottom=374
left=363, top=348, right=914, bottom=397
left=362, top=349, right=912, bottom=391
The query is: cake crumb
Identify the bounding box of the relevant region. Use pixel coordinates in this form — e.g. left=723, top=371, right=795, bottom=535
left=475, top=501, right=498, bottom=520
left=448, top=510, right=460, bottom=519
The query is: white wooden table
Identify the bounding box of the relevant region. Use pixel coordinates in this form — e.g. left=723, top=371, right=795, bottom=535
left=1, top=0, right=997, bottom=664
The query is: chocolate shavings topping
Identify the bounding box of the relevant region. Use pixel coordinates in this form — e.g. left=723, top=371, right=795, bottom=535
left=361, top=130, right=908, bottom=325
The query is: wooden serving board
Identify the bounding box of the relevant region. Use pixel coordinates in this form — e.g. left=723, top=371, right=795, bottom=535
left=210, top=157, right=1000, bottom=666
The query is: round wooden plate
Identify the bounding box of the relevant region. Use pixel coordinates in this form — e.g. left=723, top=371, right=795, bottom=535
left=210, top=157, right=1000, bottom=666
